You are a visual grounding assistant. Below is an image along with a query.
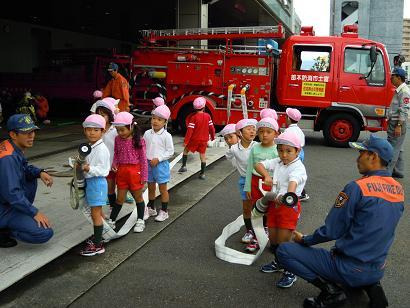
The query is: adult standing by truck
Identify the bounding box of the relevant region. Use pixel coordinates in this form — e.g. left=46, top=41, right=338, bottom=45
left=387, top=67, right=410, bottom=178
left=103, top=62, right=130, bottom=112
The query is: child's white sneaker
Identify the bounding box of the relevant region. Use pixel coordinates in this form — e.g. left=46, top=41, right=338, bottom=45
left=155, top=210, right=169, bottom=222
left=143, top=206, right=149, bottom=220
left=133, top=219, right=145, bottom=233
left=148, top=208, right=158, bottom=217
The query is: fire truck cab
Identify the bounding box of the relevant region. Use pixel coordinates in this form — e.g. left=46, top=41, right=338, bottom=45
left=131, top=24, right=394, bottom=147
left=276, top=25, right=394, bottom=146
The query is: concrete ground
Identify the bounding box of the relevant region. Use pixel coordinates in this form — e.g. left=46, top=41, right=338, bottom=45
left=1, top=129, right=409, bottom=307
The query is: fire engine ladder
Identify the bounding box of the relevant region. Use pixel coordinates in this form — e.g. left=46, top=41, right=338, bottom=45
left=140, top=25, right=284, bottom=43
left=227, top=84, right=250, bottom=121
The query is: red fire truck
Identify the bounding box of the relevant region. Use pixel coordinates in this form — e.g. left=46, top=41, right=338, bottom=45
left=130, top=24, right=394, bottom=147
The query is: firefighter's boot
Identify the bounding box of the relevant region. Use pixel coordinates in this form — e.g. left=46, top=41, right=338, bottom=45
left=303, top=277, right=347, bottom=308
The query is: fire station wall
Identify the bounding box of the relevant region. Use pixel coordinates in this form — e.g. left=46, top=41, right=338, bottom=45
left=176, top=0, right=208, bottom=48
left=0, top=19, right=135, bottom=73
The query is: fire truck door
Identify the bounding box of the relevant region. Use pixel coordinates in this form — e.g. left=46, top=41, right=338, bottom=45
left=336, top=46, right=389, bottom=109
left=284, top=45, right=334, bottom=108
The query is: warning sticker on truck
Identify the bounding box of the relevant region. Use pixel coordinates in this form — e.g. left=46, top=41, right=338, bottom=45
left=301, top=82, right=326, bottom=97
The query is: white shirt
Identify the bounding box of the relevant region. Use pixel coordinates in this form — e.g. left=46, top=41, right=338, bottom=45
left=261, top=157, right=307, bottom=197
left=143, top=128, right=174, bottom=161
left=284, top=124, right=305, bottom=147
left=226, top=141, right=256, bottom=177
left=103, top=125, right=117, bottom=166
left=84, top=139, right=111, bottom=178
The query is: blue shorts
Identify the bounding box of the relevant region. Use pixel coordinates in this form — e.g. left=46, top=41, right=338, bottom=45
left=85, top=177, right=108, bottom=206
left=148, top=160, right=170, bottom=184
left=238, top=176, right=247, bottom=200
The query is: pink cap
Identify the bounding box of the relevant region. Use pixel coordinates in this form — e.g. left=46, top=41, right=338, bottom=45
left=275, top=130, right=301, bottom=149
left=112, top=112, right=134, bottom=126
left=102, top=97, right=120, bottom=107
left=260, top=108, right=278, bottom=120
left=286, top=108, right=302, bottom=122
left=93, top=90, right=103, bottom=98
left=256, top=117, right=279, bottom=131
left=235, top=118, right=257, bottom=131
left=152, top=105, right=171, bottom=120
left=153, top=97, right=165, bottom=107
left=219, top=124, right=237, bottom=136
left=95, top=99, right=115, bottom=115
left=83, top=114, right=106, bottom=129
left=193, top=97, right=206, bottom=109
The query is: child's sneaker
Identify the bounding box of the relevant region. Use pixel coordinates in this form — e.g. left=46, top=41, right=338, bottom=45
left=300, top=193, right=310, bottom=202
left=80, top=241, right=105, bottom=257
left=155, top=210, right=169, bottom=222
left=260, top=260, right=282, bottom=273
left=143, top=206, right=149, bottom=220
left=276, top=271, right=297, bottom=288
left=148, top=208, right=157, bottom=217
left=241, top=230, right=254, bottom=244
left=199, top=173, right=206, bottom=180
left=178, top=166, right=187, bottom=173
left=125, top=192, right=134, bottom=203
left=106, top=219, right=116, bottom=230
left=245, top=239, right=259, bottom=253
left=133, top=219, right=145, bottom=233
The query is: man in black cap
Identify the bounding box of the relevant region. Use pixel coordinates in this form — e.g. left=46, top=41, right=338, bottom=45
left=0, top=114, right=54, bottom=247
left=276, top=134, right=404, bottom=308
left=387, top=67, right=409, bottom=178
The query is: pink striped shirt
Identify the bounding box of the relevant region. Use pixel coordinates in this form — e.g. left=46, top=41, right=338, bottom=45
left=112, top=136, right=148, bottom=181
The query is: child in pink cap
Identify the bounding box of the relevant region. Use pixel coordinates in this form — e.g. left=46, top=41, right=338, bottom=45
left=143, top=105, right=174, bottom=222
left=254, top=130, right=307, bottom=288
left=243, top=117, right=279, bottom=252
left=80, top=114, right=111, bottom=257
left=225, top=119, right=258, bottom=244
left=110, top=112, right=148, bottom=233
left=284, top=107, right=308, bottom=201
left=95, top=100, right=118, bottom=212
left=260, top=108, right=278, bottom=121
left=219, top=123, right=239, bottom=147
left=179, top=96, right=215, bottom=179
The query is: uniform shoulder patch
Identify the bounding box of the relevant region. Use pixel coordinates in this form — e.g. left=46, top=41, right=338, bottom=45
left=0, top=140, right=14, bottom=159
left=334, top=191, right=349, bottom=208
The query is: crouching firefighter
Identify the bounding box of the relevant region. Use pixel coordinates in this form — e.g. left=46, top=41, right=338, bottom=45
left=276, top=134, right=404, bottom=308
left=0, top=114, right=54, bottom=247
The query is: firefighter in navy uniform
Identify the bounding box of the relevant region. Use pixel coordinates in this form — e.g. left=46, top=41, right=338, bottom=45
left=276, top=134, right=404, bottom=308
left=0, top=114, right=54, bottom=248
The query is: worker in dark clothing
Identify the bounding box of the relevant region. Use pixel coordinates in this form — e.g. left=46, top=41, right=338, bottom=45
left=0, top=114, right=54, bottom=248
left=276, top=134, right=404, bottom=308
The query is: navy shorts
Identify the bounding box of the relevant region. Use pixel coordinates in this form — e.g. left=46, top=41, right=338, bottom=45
left=85, top=177, right=108, bottom=206
left=237, top=176, right=247, bottom=200
left=148, top=160, right=170, bottom=184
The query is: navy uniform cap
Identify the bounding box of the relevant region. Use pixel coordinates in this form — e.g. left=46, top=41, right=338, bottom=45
left=391, top=67, right=406, bottom=78
left=107, top=62, right=118, bottom=71
left=349, top=134, right=393, bottom=163
left=7, top=114, right=39, bottom=132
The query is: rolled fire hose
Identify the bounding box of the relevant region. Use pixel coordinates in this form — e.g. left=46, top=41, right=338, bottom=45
left=72, top=151, right=183, bottom=242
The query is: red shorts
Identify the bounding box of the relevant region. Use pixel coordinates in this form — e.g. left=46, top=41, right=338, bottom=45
left=267, top=200, right=301, bottom=230
left=116, top=164, right=144, bottom=191
left=186, top=141, right=207, bottom=154
left=250, top=175, right=264, bottom=203
left=106, top=170, right=116, bottom=181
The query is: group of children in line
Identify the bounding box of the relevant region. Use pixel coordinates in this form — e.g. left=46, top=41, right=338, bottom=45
left=79, top=96, right=214, bottom=257
left=80, top=92, right=308, bottom=290
left=221, top=107, right=307, bottom=288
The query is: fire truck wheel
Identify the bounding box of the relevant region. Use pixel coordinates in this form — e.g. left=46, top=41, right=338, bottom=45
left=176, top=105, right=195, bottom=134
left=323, top=113, right=360, bottom=147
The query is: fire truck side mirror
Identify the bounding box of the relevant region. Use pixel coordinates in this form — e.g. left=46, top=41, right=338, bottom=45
left=369, top=46, right=377, bottom=64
